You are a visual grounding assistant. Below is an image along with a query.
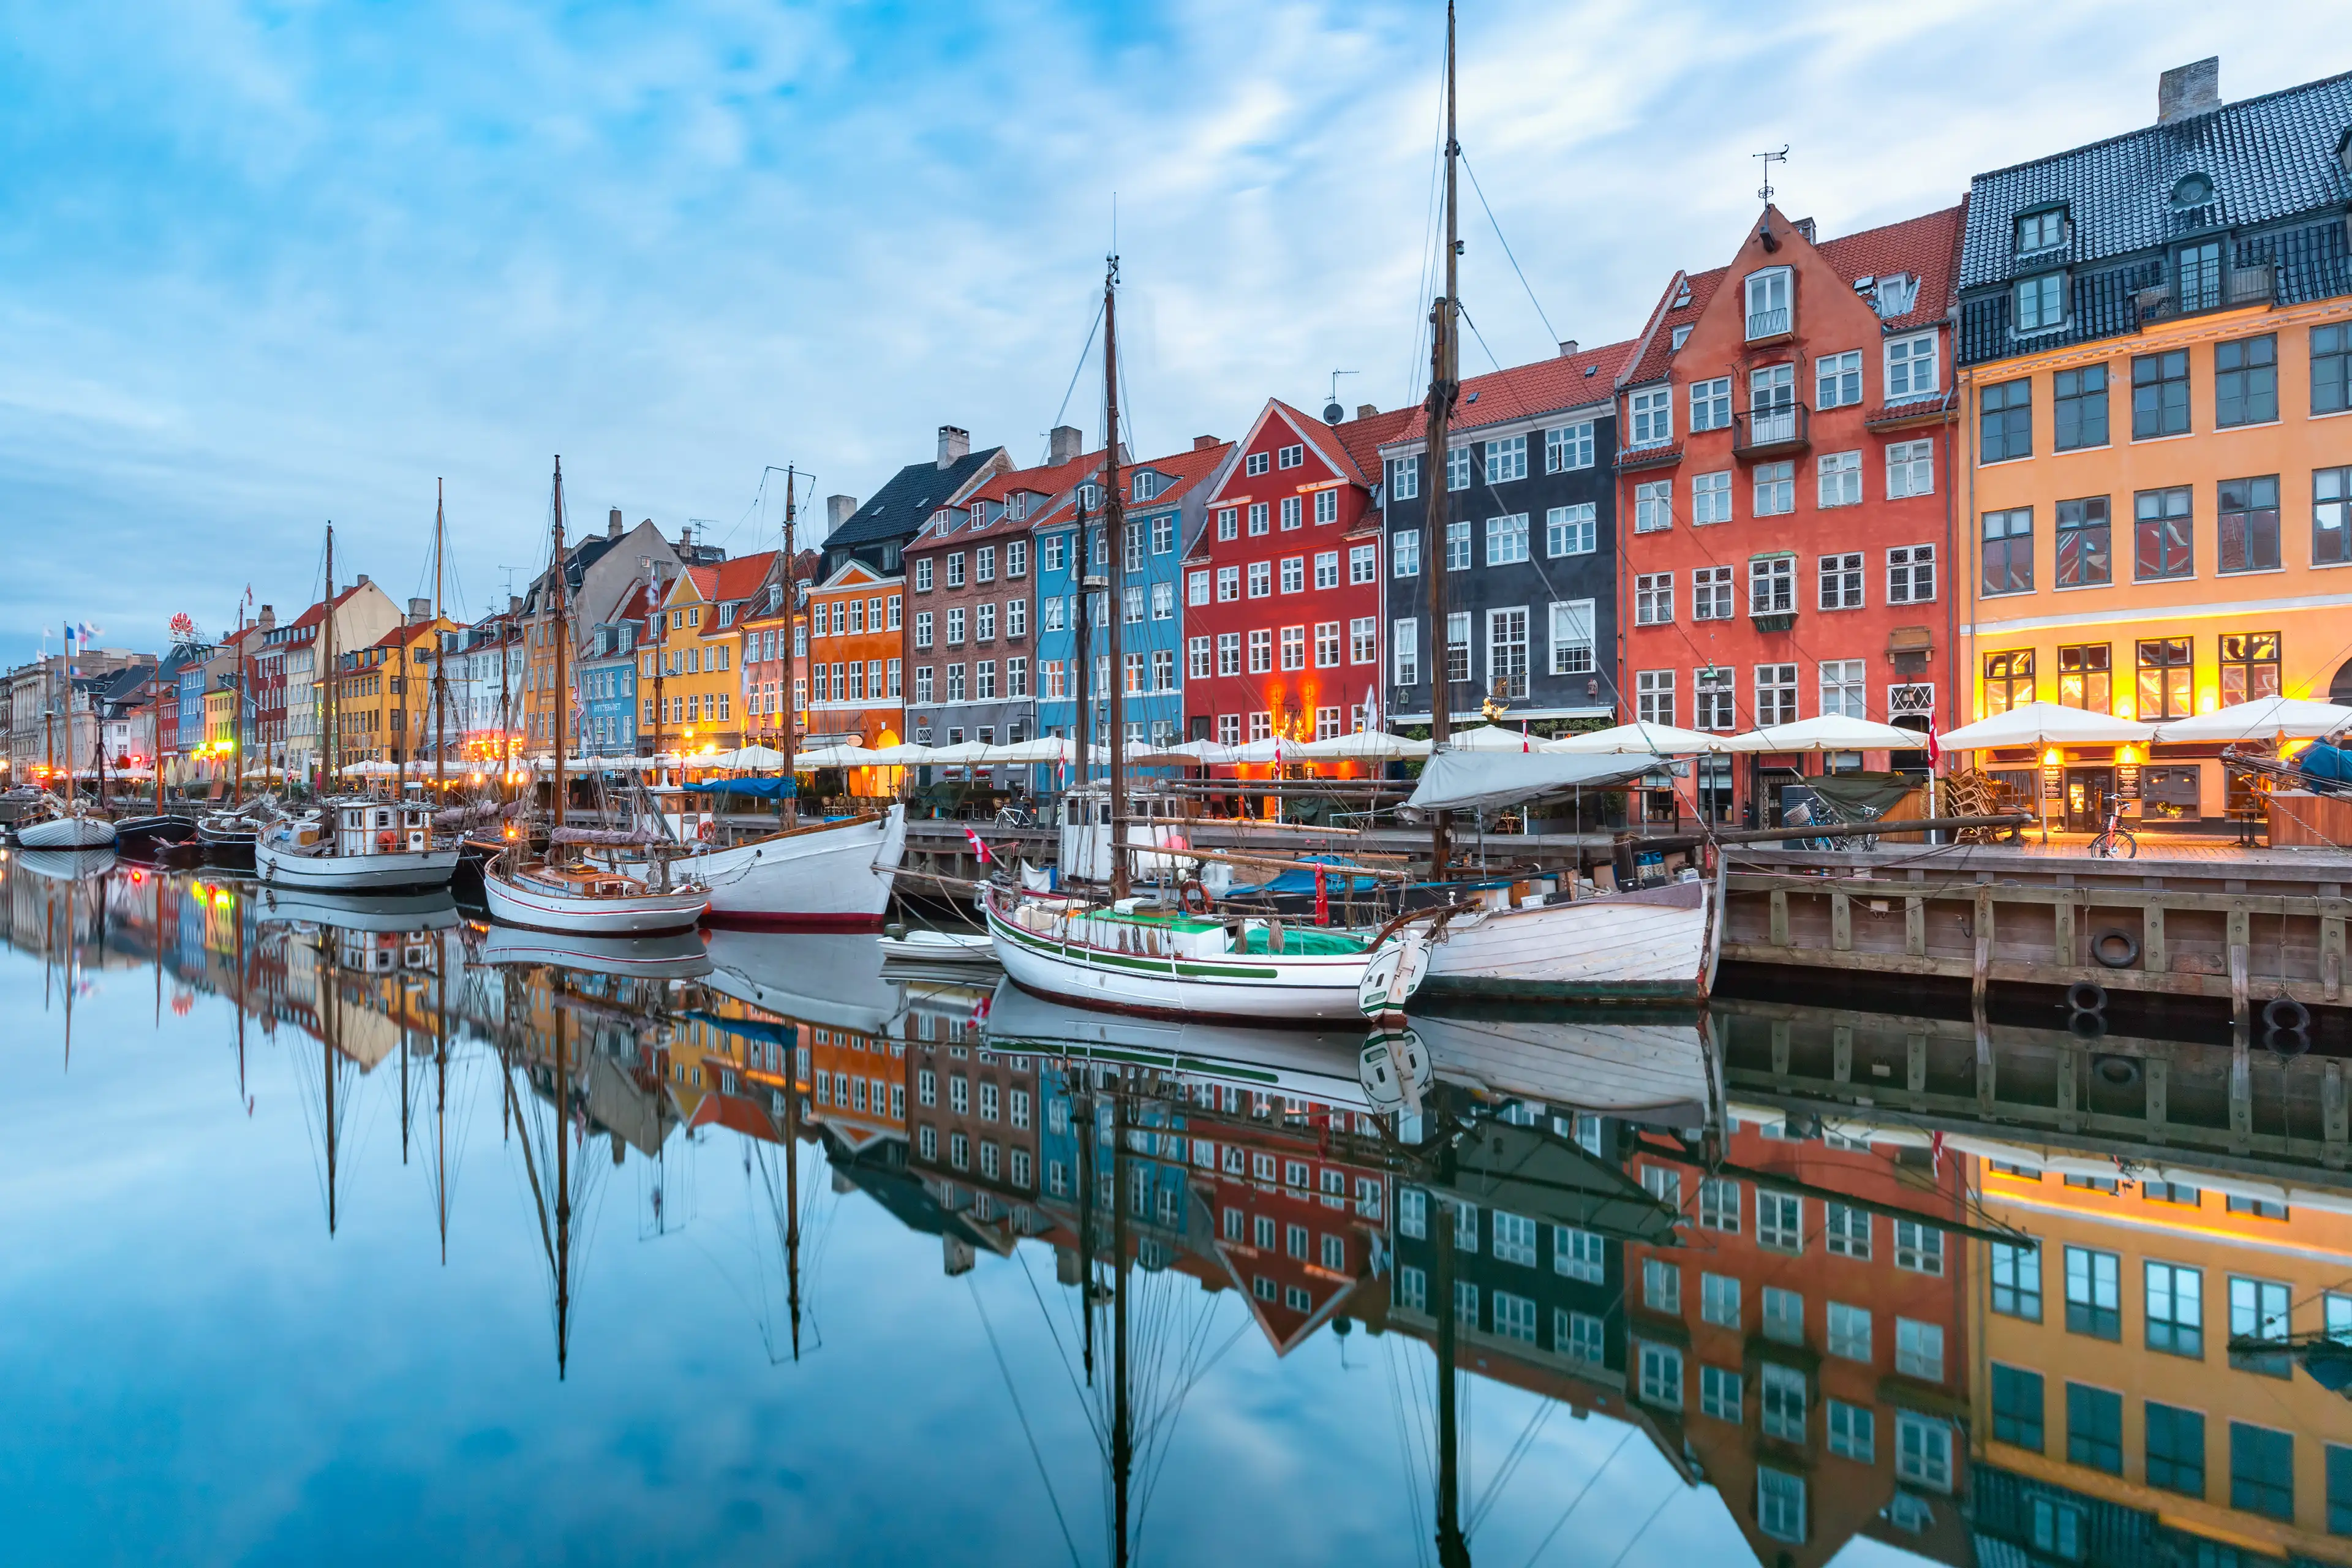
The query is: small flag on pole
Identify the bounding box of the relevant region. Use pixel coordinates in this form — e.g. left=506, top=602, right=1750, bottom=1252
left=963, top=826, right=994, bottom=865
left=1927, top=721, right=1942, bottom=769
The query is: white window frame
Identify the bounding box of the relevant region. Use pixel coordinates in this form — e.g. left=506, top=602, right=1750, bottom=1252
left=1819, top=551, right=1864, bottom=610
left=1392, top=619, right=1418, bottom=686
left=1634, top=479, right=1672, bottom=533
left=1628, top=387, right=1673, bottom=449
left=1544, top=422, right=1594, bottom=472
left=1692, top=566, right=1734, bottom=622
left=1694, top=665, right=1736, bottom=730
left=1819, top=658, right=1867, bottom=718
left=1817, top=450, right=1863, bottom=508
left=1815, top=349, right=1862, bottom=409
left=1754, top=460, right=1795, bottom=516
left=1887, top=439, right=1935, bottom=499
left=1888, top=544, right=1937, bottom=604
left=1634, top=572, right=1673, bottom=627
left=1548, top=600, right=1594, bottom=677
left=1545, top=503, right=1596, bottom=556
left=1485, top=513, right=1529, bottom=565
left=1483, top=434, right=1527, bottom=483
left=1749, top=556, right=1795, bottom=615
left=1635, top=669, right=1675, bottom=726
left=1692, top=469, right=1732, bottom=526
left=1388, top=455, right=1419, bottom=499
left=1886, top=332, right=1939, bottom=398
left=1689, top=377, right=1730, bottom=432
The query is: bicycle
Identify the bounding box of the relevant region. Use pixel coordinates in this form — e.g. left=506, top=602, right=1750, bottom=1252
left=2089, top=799, right=2138, bottom=859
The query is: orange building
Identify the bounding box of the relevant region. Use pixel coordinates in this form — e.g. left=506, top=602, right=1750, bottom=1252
left=802, top=559, right=904, bottom=753
left=647, top=551, right=784, bottom=760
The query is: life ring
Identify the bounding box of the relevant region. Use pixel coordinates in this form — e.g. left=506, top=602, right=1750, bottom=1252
left=2263, top=997, right=2312, bottom=1033
left=2065, top=980, right=2108, bottom=1014
left=377, top=829, right=398, bottom=853
left=2091, top=929, right=2139, bottom=969
left=1178, top=878, right=1213, bottom=916
left=697, top=818, right=716, bottom=842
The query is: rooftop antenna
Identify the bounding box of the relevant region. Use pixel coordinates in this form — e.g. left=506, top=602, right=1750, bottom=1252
left=1754, top=145, right=1789, bottom=204
left=1324, top=370, right=1359, bottom=425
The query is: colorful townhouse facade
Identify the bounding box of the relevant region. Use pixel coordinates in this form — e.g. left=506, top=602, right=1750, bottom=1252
left=802, top=557, right=904, bottom=753
left=647, top=551, right=782, bottom=760
left=1100, top=437, right=1234, bottom=755
left=903, top=441, right=1098, bottom=774
left=1184, top=400, right=1402, bottom=759
left=1379, top=343, right=1634, bottom=737
left=1970, top=1155, right=2352, bottom=1564
left=1957, top=61, right=2352, bottom=834
left=578, top=584, right=647, bottom=758
left=1615, top=203, right=1962, bottom=827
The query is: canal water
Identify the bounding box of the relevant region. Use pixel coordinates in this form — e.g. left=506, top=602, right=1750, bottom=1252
left=4, top=856, right=2346, bottom=1566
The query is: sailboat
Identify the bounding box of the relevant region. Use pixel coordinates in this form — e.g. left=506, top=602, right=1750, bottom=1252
left=483, top=459, right=710, bottom=937
left=982, top=257, right=1382, bottom=1020
left=255, top=523, right=461, bottom=892
left=1352, top=6, right=1721, bottom=1014
left=680, top=462, right=908, bottom=932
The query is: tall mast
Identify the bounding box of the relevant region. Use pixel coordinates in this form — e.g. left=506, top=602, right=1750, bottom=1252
left=555, top=993, right=572, bottom=1379
left=551, top=458, right=570, bottom=845
left=780, top=466, right=799, bottom=828
left=784, top=1049, right=802, bottom=1360
left=1422, top=2, right=1461, bottom=880
left=325, top=941, right=339, bottom=1237
left=1110, top=1070, right=1131, bottom=1566
left=434, top=479, right=448, bottom=799
left=1074, top=494, right=1093, bottom=796
left=1432, top=1120, right=1468, bottom=1567
left=323, top=525, right=338, bottom=796
left=1102, top=253, right=1129, bottom=900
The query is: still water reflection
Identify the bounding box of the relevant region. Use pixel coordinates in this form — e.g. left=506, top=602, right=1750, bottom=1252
left=5, top=856, right=2348, bottom=1566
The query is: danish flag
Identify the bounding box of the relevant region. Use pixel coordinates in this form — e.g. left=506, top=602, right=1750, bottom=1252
left=963, top=826, right=994, bottom=865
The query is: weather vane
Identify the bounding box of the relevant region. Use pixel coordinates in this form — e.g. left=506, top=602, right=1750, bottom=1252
left=1755, top=145, right=1789, bottom=203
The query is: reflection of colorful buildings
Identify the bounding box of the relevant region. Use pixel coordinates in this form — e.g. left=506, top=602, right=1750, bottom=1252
left=1971, top=1160, right=2352, bottom=1564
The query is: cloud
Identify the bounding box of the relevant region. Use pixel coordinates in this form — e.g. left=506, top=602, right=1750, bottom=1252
left=1, top=0, right=2348, bottom=647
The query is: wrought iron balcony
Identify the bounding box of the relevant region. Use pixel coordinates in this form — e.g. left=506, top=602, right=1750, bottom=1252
left=2135, top=262, right=2274, bottom=325
left=1732, top=403, right=1810, bottom=461
left=1746, top=306, right=1792, bottom=342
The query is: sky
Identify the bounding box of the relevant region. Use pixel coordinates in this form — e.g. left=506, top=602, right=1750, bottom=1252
left=4, top=0, right=2350, bottom=655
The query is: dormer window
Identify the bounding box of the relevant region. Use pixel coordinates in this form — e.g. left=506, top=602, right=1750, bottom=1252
left=2015, top=271, right=2067, bottom=333
left=1078, top=482, right=1101, bottom=513
left=2015, top=207, right=2066, bottom=254
left=970, top=502, right=988, bottom=527
left=1134, top=472, right=1158, bottom=502
left=1745, top=266, right=1792, bottom=340
left=1009, top=492, right=1028, bottom=521
left=1672, top=280, right=1692, bottom=308
left=2169, top=172, right=2213, bottom=211
left=1873, top=273, right=1920, bottom=318
left=1671, top=325, right=1692, bottom=352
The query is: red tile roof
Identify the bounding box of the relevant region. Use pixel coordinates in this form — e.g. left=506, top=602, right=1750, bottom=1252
left=1815, top=200, right=1966, bottom=333
left=709, top=549, right=778, bottom=605
left=1126, top=437, right=1232, bottom=507
left=1448, top=338, right=1639, bottom=432
left=1621, top=265, right=1729, bottom=387
left=287, top=582, right=368, bottom=633
left=1328, top=404, right=1420, bottom=480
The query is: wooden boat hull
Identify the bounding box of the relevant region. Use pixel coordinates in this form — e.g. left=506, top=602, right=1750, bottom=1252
left=482, top=871, right=708, bottom=936
left=692, top=805, right=905, bottom=930
left=982, top=886, right=1372, bottom=1024
left=1407, top=879, right=1717, bottom=1005
left=18, top=815, right=118, bottom=849
left=255, top=840, right=461, bottom=892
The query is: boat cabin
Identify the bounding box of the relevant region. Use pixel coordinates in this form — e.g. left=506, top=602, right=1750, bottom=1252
left=1057, top=785, right=1193, bottom=883
left=335, top=802, right=433, bottom=858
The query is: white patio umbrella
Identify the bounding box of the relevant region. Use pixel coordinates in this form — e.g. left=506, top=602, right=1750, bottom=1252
left=2154, top=695, right=2352, bottom=744
left=1295, top=729, right=1431, bottom=761
left=1935, top=701, right=2155, bottom=751
left=922, top=740, right=993, bottom=766
left=859, top=742, right=933, bottom=765
left=1442, top=723, right=1544, bottom=753
left=1158, top=737, right=1240, bottom=766
left=980, top=737, right=1085, bottom=766
left=1718, top=714, right=1925, bottom=753
left=729, top=744, right=790, bottom=769
left=1543, top=722, right=1721, bottom=755
left=794, top=744, right=875, bottom=769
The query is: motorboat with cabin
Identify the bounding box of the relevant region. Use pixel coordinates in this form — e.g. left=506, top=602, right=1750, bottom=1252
left=254, top=798, right=461, bottom=892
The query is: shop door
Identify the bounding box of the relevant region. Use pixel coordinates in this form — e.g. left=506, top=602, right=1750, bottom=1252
left=2064, top=767, right=2114, bottom=832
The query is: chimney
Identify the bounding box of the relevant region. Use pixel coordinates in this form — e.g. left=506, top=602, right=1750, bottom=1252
left=608, top=507, right=624, bottom=539
left=1792, top=217, right=1816, bottom=243
left=937, top=424, right=971, bottom=467
left=354, top=573, right=371, bottom=588
left=1048, top=424, right=1084, bottom=466
left=257, top=605, right=276, bottom=632
left=827, top=494, right=856, bottom=531
left=1355, top=403, right=1378, bottom=420
left=1193, top=434, right=1219, bottom=451
left=1557, top=339, right=1580, bottom=358
left=2159, top=57, right=2220, bottom=124
left=407, top=595, right=430, bottom=624
left=509, top=594, right=522, bottom=616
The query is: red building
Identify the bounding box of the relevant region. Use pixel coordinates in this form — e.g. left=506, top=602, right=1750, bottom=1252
left=1615, top=203, right=1962, bottom=825
left=1183, top=399, right=1412, bottom=763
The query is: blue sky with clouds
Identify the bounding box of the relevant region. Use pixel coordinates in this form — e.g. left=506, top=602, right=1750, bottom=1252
left=3, top=1, right=2348, bottom=652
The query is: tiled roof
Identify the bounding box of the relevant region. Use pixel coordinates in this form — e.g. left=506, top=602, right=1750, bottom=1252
left=287, top=583, right=367, bottom=633
left=1330, top=404, right=1420, bottom=472
left=710, top=549, right=778, bottom=604
left=1959, top=69, right=2352, bottom=290
left=825, top=445, right=1004, bottom=550
left=910, top=445, right=1107, bottom=550
left=1621, top=266, right=1728, bottom=387
left=1815, top=202, right=1966, bottom=331
left=1453, top=339, right=1638, bottom=431
left=1125, top=439, right=1232, bottom=509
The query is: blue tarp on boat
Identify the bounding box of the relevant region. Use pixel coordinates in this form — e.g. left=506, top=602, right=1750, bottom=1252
left=682, top=776, right=797, bottom=799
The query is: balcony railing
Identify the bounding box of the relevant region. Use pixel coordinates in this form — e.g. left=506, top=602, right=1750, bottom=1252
left=1746, top=306, right=1792, bottom=341
left=1731, top=403, right=1811, bottom=461
left=2135, top=262, right=2274, bottom=325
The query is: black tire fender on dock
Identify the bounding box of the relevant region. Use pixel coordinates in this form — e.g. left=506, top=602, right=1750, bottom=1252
left=2091, top=929, right=2139, bottom=969
left=2065, top=979, right=2108, bottom=1014
left=2263, top=997, right=2312, bottom=1034
left=2068, top=1010, right=2109, bottom=1039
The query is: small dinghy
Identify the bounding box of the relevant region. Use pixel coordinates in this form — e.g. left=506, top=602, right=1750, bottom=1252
left=17, top=805, right=118, bottom=850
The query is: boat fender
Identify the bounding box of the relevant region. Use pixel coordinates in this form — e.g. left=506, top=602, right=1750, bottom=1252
left=2090, top=929, right=2139, bottom=969
left=1178, top=878, right=1213, bottom=916
left=2065, top=980, right=2107, bottom=1014
left=2067, top=1009, right=2108, bottom=1040
left=2267, top=1024, right=2312, bottom=1058
left=2264, top=997, right=2312, bottom=1034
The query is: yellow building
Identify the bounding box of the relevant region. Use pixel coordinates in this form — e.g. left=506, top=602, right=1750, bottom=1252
left=1956, top=63, right=2352, bottom=834
left=1970, top=1158, right=2352, bottom=1562
left=334, top=615, right=459, bottom=776
left=647, top=551, right=781, bottom=761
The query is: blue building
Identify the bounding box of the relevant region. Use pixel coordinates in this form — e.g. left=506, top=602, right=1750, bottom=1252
left=1033, top=437, right=1232, bottom=776
left=579, top=584, right=648, bottom=756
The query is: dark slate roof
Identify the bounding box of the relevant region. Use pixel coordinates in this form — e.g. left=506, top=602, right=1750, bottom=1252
left=825, top=446, right=1003, bottom=551
left=1960, top=69, right=2352, bottom=290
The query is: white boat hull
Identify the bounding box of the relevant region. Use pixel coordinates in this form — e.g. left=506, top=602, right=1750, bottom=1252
left=253, top=885, right=461, bottom=932
left=983, top=887, right=1372, bottom=1023
left=255, top=840, right=461, bottom=892
left=1408, top=880, right=1716, bottom=1005
left=482, top=871, right=709, bottom=936
left=689, top=806, right=905, bottom=930
left=1401, top=1012, right=1711, bottom=1121
left=19, top=815, right=117, bottom=849
left=480, top=925, right=713, bottom=978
